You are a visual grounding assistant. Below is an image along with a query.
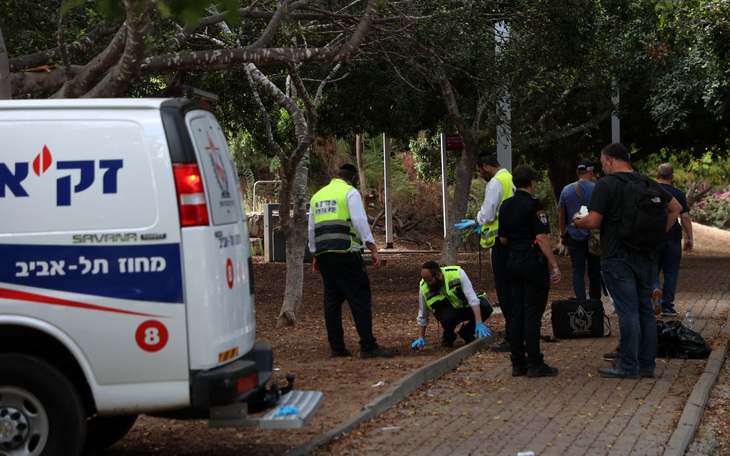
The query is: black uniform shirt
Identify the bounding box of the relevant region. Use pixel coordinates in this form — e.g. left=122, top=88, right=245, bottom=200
left=498, top=189, right=550, bottom=253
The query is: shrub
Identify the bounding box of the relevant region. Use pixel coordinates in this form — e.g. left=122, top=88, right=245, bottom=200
left=693, top=187, right=730, bottom=230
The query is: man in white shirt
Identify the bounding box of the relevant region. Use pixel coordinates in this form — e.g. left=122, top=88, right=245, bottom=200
left=456, top=152, right=514, bottom=352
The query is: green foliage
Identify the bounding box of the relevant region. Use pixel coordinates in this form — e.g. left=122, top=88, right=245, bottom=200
left=315, top=58, right=447, bottom=141
left=408, top=132, right=462, bottom=184
left=464, top=178, right=487, bottom=221
left=93, top=0, right=241, bottom=25
left=229, top=130, right=284, bottom=210
left=635, top=0, right=730, bottom=152
left=642, top=148, right=730, bottom=208
left=361, top=134, right=416, bottom=202
left=1, top=1, right=100, bottom=61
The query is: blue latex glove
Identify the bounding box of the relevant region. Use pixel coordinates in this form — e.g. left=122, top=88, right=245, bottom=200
left=475, top=322, right=491, bottom=339
left=275, top=406, right=299, bottom=416
left=476, top=224, right=484, bottom=235
left=454, top=219, right=478, bottom=230
left=411, top=337, right=425, bottom=349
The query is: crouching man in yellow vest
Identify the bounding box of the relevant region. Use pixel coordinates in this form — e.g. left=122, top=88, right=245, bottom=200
left=411, top=261, right=494, bottom=349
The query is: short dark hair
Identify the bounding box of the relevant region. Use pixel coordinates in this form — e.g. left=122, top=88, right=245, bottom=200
left=601, top=143, right=631, bottom=162
left=337, top=164, right=358, bottom=182
left=512, top=164, right=539, bottom=188
left=657, top=163, right=674, bottom=180
left=477, top=151, right=500, bottom=168
left=421, top=261, right=440, bottom=277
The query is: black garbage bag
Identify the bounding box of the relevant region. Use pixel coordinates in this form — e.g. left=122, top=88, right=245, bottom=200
left=656, top=320, right=711, bottom=359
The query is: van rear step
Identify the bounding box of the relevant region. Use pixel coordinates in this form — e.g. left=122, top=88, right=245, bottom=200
left=210, top=390, right=323, bottom=429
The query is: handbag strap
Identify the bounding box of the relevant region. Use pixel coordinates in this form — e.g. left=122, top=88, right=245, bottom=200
left=573, top=182, right=585, bottom=206
left=603, top=314, right=612, bottom=337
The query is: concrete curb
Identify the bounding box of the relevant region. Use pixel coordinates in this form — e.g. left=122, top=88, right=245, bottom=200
left=663, top=316, right=730, bottom=456
left=287, top=312, right=728, bottom=456
left=284, top=331, right=505, bottom=456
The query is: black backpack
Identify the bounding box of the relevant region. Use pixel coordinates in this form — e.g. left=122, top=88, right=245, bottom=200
left=610, top=172, right=668, bottom=251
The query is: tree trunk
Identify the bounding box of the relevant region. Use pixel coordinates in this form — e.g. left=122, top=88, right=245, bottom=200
left=441, top=145, right=478, bottom=265
left=277, top=157, right=310, bottom=327
left=545, top=151, right=575, bottom=207
left=356, top=133, right=369, bottom=209
left=438, top=76, right=481, bottom=265
left=0, top=29, right=10, bottom=99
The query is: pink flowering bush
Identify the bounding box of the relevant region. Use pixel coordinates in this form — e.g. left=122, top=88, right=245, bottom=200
left=693, top=186, right=730, bottom=230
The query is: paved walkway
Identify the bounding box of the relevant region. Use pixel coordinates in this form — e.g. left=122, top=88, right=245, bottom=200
left=290, top=255, right=730, bottom=456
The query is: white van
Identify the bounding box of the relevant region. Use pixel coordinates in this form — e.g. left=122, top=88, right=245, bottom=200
left=0, top=98, right=321, bottom=455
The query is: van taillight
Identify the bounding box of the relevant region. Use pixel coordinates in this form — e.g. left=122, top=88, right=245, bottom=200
left=173, top=164, right=209, bottom=226
left=237, top=373, right=258, bottom=394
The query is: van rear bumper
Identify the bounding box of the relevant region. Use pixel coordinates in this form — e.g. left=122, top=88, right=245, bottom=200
left=191, top=341, right=273, bottom=408
left=210, top=390, right=323, bottom=429
left=190, top=340, right=323, bottom=429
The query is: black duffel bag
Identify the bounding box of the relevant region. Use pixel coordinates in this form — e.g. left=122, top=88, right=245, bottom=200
left=551, top=298, right=611, bottom=339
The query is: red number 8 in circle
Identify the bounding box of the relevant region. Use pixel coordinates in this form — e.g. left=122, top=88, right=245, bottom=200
left=135, top=320, right=169, bottom=352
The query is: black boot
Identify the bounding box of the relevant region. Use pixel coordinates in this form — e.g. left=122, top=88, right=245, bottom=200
left=527, top=362, right=558, bottom=378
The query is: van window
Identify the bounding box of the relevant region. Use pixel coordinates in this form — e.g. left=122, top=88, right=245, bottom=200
left=186, top=113, right=241, bottom=226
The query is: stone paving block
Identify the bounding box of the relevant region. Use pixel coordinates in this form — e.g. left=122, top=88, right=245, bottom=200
left=300, top=256, right=729, bottom=456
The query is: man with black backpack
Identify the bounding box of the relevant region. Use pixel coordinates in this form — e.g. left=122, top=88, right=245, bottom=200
left=572, top=143, right=682, bottom=379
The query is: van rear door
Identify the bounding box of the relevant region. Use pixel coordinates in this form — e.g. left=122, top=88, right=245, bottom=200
left=169, top=104, right=255, bottom=371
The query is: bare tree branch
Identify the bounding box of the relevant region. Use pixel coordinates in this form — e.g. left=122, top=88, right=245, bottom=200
left=82, top=0, right=155, bottom=98
left=51, top=25, right=128, bottom=98
left=6, top=0, right=382, bottom=98
left=9, top=22, right=117, bottom=72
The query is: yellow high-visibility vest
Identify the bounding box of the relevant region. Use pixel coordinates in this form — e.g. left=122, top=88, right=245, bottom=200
left=480, top=171, right=514, bottom=248
left=420, top=266, right=469, bottom=309
left=311, top=179, right=361, bottom=254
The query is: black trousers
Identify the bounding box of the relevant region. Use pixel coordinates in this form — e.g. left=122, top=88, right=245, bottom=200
left=434, top=297, right=493, bottom=344
left=507, top=251, right=550, bottom=367
left=491, top=239, right=512, bottom=337
left=316, top=251, right=377, bottom=351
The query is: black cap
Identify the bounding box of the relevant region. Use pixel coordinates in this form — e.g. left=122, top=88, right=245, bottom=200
left=339, top=164, right=357, bottom=174
left=577, top=160, right=594, bottom=171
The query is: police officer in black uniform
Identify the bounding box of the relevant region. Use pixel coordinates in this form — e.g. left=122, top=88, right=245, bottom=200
left=498, top=165, right=562, bottom=378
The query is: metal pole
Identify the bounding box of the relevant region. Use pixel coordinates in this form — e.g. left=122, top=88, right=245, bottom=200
left=440, top=132, right=448, bottom=239
left=383, top=134, right=394, bottom=249
left=495, top=21, right=513, bottom=172
left=611, top=79, right=621, bottom=143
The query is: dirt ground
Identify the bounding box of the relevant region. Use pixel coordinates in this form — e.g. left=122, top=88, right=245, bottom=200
left=105, top=224, right=730, bottom=456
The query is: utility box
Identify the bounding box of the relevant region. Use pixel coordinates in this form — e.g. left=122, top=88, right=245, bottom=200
left=263, top=204, right=312, bottom=262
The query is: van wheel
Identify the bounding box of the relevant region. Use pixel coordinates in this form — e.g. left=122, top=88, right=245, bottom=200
left=0, top=354, right=86, bottom=456
left=83, top=414, right=138, bottom=453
